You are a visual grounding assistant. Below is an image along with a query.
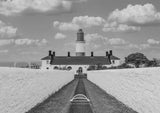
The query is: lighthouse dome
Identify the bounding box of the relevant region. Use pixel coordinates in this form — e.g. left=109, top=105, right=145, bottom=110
left=77, top=29, right=84, bottom=41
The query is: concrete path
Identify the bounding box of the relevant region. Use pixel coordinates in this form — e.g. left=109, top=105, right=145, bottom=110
left=67, top=79, right=93, bottom=113
left=26, top=77, right=138, bottom=113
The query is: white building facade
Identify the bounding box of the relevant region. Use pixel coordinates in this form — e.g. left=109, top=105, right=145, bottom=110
left=41, top=29, right=121, bottom=72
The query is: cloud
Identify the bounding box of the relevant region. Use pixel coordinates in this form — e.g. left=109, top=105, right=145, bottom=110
left=0, top=38, right=47, bottom=46
left=108, top=3, right=160, bottom=25
left=103, top=3, right=160, bottom=32
left=54, top=16, right=106, bottom=31
left=103, top=22, right=141, bottom=32
left=0, top=49, right=8, bottom=53
left=108, top=38, right=128, bottom=45
left=147, top=38, right=160, bottom=45
left=0, top=20, right=17, bottom=38
left=110, top=38, right=160, bottom=50
left=14, top=38, right=47, bottom=46
left=53, top=21, right=79, bottom=31
left=123, top=38, right=160, bottom=50
left=84, top=33, right=108, bottom=50
left=14, top=38, right=38, bottom=45
left=54, top=33, right=67, bottom=39
left=0, top=0, right=86, bottom=16
left=85, top=33, right=107, bottom=42
left=0, top=39, right=14, bottom=46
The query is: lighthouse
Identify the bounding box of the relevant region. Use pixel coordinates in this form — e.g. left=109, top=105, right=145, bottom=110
left=76, top=29, right=85, bottom=56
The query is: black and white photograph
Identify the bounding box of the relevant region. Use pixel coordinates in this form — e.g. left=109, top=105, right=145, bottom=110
left=0, top=0, right=160, bottom=113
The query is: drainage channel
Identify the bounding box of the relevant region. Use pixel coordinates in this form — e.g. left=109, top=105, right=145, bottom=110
left=67, top=78, right=93, bottom=113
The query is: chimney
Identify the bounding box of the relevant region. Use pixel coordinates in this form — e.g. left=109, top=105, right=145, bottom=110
left=49, top=50, right=52, bottom=56
left=108, top=53, right=111, bottom=64
left=50, top=54, right=54, bottom=64
left=68, top=52, right=70, bottom=57
left=91, top=51, right=94, bottom=57
left=109, top=50, right=112, bottom=56
left=53, top=51, right=55, bottom=57
left=106, top=51, right=109, bottom=56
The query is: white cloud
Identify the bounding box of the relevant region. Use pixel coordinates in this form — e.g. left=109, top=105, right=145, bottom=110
left=14, top=38, right=47, bottom=46
left=108, top=3, right=160, bottom=25
left=54, top=33, right=67, bottom=39
left=0, top=0, right=87, bottom=16
left=72, top=16, right=106, bottom=28
left=140, top=44, right=150, bottom=49
left=103, top=22, right=141, bottom=32
left=54, top=21, right=79, bottom=31
left=0, top=20, right=17, bottom=38
left=85, top=33, right=107, bottom=42
left=14, top=38, right=37, bottom=45
left=54, top=16, right=106, bottom=31
left=36, top=38, right=48, bottom=46
left=108, top=38, right=127, bottom=45
left=0, top=37, right=47, bottom=46
left=103, top=3, right=160, bottom=32
left=0, top=49, right=8, bottom=53
left=0, top=39, right=14, bottom=46
left=127, top=43, right=139, bottom=49
left=147, top=39, right=160, bottom=45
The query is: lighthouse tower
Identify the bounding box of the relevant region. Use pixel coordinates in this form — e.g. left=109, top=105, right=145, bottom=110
left=76, top=29, right=85, bottom=56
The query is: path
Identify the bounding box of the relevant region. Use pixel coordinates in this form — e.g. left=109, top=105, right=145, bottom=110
left=26, top=76, right=138, bottom=113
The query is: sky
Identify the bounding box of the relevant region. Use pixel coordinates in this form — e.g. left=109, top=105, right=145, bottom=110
left=0, top=0, right=160, bottom=61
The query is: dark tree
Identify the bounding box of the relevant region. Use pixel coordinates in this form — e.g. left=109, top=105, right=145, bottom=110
left=146, top=58, right=158, bottom=67
left=87, top=65, right=96, bottom=70
left=125, top=52, right=149, bottom=68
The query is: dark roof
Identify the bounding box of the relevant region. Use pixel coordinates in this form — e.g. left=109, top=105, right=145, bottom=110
left=41, top=55, right=120, bottom=61
left=41, top=56, right=51, bottom=60
left=49, top=56, right=110, bottom=65
left=110, top=55, right=120, bottom=60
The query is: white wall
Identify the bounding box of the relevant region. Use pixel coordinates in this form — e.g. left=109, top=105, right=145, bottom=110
left=52, top=65, right=89, bottom=73
left=111, top=59, right=121, bottom=67
left=76, top=42, right=85, bottom=53
left=41, top=60, right=51, bottom=70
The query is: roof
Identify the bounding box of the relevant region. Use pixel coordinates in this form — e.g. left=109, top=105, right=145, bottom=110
left=41, top=55, right=120, bottom=61
left=42, top=56, right=111, bottom=65
left=110, top=55, right=120, bottom=60
left=41, top=56, right=51, bottom=60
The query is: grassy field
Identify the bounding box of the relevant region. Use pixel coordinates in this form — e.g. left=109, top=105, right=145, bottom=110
left=26, top=79, right=78, bottom=113
left=83, top=79, right=138, bottom=113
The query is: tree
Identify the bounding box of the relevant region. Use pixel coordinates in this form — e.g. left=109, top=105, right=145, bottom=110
left=87, top=65, right=96, bottom=70
left=146, top=58, right=158, bottom=67
left=125, top=52, right=149, bottom=68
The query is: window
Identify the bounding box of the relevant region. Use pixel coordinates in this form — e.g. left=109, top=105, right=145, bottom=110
left=54, top=66, right=58, bottom=70
left=112, top=60, right=115, bottom=64
left=46, top=67, right=49, bottom=69
left=46, top=60, right=50, bottom=64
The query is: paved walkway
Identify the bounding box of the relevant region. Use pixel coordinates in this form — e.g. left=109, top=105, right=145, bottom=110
left=67, top=78, right=93, bottom=113
left=26, top=77, right=138, bottom=113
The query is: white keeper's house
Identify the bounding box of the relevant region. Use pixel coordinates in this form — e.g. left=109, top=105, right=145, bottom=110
left=41, top=29, right=120, bottom=72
